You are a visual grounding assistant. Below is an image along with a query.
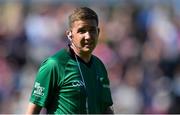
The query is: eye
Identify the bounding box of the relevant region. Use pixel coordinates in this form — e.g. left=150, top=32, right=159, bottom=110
left=89, top=28, right=97, bottom=33
left=78, top=28, right=86, bottom=34
left=77, top=27, right=98, bottom=34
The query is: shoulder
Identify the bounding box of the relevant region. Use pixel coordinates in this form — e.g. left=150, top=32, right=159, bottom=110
left=92, top=55, right=108, bottom=75
left=39, top=49, right=70, bottom=70
left=46, top=49, right=70, bottom=64
left=36, top=49, right=71, bottom=83
left=92, top=55, right=110, bottom=85
left=50, top=48, right=70, bottom=64
left=92, top=55, right=106, bottom=67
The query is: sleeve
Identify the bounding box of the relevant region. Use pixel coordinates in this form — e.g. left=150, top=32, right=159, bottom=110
left=99, top=68, right=113, bottom=109
left=96, top=57, right=113, bottom=111
left=29, top=59, right=59, bottom=107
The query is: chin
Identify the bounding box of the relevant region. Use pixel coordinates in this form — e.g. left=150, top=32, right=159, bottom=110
left=82, top=48, right=93, bottom=54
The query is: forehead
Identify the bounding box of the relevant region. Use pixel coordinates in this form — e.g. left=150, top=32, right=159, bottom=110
left=71, top=19, right=97, bottom=30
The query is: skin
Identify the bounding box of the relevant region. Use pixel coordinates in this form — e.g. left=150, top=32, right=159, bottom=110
left=68, top=19, right=100, bottom=63
left=26, top=103, right=41, bottom=114
left=26, top=19, right=113, bottom=114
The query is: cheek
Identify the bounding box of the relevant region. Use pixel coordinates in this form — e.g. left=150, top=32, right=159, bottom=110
left=94, top=37, right=98, bottom=43
left=72, top=36, right=83, bottom=45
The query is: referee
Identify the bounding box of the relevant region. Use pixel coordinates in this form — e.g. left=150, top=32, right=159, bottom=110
left=26, top=7, right=113, bottom=114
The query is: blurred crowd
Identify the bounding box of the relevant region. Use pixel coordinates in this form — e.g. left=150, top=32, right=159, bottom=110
left=0, top=0, right=180, bottom=114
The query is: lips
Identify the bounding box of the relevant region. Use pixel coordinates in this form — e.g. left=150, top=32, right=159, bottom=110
left=84, top=42, right=93, bottom=47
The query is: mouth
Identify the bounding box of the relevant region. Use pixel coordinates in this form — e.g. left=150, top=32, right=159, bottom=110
left=84, top=42, right=93, bottom=47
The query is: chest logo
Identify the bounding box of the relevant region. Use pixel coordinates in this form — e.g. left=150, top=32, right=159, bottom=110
left=71, top=80, right=85, bottom=87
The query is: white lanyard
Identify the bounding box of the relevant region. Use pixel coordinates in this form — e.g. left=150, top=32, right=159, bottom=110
left=74, top=54, right=89, bottom=114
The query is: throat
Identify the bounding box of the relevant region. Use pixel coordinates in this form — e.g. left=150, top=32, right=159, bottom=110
left=77, top=52, right=91, bottom=63
left=70, top=45, right=91, bottom=63
left=81, top=55, right=91, bottom=63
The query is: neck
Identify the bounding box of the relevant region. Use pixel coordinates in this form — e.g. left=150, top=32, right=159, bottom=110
left=70, top=45, right=91, bottom=63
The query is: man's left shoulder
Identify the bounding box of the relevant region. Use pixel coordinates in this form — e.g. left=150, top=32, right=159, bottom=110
left=92, top=55, right=104, bottom=64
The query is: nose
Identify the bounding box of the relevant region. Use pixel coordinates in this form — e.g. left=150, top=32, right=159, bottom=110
left=84, top=32, right=91, bottom=40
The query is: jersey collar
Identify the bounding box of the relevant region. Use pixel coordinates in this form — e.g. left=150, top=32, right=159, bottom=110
left=67, top=44, right=93, bottom=67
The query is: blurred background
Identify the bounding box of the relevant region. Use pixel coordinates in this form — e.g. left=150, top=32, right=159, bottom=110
left=0, top=0, right=180, bottom=113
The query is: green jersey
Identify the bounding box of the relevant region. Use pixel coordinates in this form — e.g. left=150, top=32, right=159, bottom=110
left=29, top=47, right=113, bottom=114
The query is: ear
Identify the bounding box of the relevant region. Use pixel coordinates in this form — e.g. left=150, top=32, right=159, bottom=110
left=97, top=28, right=100, bottom=36
left=66, top=30, right=72, bottom=40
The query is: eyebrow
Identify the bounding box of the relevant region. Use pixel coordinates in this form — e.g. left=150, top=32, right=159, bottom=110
left=77, top=26, right=97, bottom=32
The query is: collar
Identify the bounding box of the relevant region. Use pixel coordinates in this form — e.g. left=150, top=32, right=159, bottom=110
left=67, top=44, right=93, bottom=67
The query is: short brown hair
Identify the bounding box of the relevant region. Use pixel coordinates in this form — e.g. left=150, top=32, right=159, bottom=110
left=68, top=7, right=99, bottom=28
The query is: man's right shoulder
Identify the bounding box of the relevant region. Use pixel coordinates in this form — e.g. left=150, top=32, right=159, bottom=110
left=41, top=48, right=70, bottom=67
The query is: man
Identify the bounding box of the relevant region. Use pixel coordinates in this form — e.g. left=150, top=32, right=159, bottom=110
left=26, top=7, right=113, bottom=114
